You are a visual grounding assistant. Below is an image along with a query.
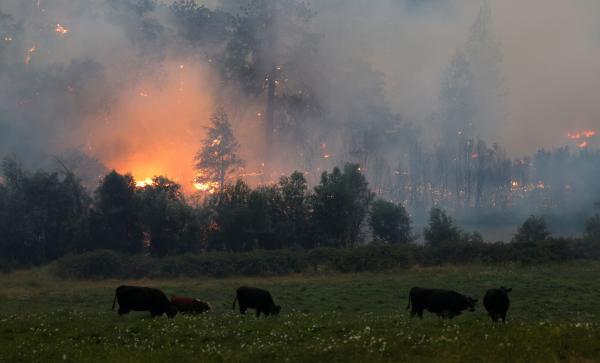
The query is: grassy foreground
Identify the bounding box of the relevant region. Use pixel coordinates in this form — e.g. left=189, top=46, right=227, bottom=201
left=1, top=263, right=600, bottom=362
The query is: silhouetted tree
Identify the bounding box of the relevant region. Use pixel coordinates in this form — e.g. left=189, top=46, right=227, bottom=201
left=311, top=163, right=374, bottom=248
left=0, top=156, right=90, bottom=264
left=424, top=208, right=461, bottom=246
left=194, top=108, right=244, bottom=191
left=138, top=176, right=195, bottom=256
left=369, top=199, right=412, bottom=244
left=513, top=215, right=550, bottom=243
left=277, top=171, right=313, bottom=248
left=207, top=179, right=253, bottom=251
left=90, top=171, right=143, bottom=254
left=585, top=214, right=600, bottom=241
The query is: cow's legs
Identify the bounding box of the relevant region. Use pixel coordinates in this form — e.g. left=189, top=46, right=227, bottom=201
left=240, top=305, right=247, bottom=315
left=118, top=308, right=129, bottom=315
left=500, top=312, right=507, bottom=323
left=256, top=310, right=261, bottom=318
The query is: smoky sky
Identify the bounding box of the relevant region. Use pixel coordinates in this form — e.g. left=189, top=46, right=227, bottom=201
left=1, top=0, right=600, bottom=181
left=312, top=0, right=600, bottom=155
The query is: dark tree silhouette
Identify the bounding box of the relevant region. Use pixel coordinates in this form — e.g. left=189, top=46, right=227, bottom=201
left=311, top=163, right=374, bottom=248
left=369, top=199, right=412, bottom=244
left=513, top=215, right=550, bottom=243
left=424, top=208, right=461, bottom=246
left=90, top=171, right=143, bottom=254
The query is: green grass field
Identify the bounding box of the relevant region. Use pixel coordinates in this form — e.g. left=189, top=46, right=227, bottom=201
left=1, top=262, right=600, bottom=362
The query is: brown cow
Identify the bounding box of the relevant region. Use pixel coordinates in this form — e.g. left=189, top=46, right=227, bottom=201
left=170, top=296, right=212, bottom=314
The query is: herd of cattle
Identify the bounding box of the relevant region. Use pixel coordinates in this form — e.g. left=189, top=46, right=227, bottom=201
left=112, top=285, right=512, bottom=322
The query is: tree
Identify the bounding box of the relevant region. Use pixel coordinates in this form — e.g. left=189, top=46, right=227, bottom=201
left=90, top=171, right=144, bottom=254
left=439, top=50, right=475, bottom=142
left=277, top=171, right=313, bottom=248
left=369, top=199, right=412, bottom=244
left=584, top=214, right=600, bottom=241
left=137, top=176, right=195, bottom=256
left=424, top=208, right=461, bottom=246
left=194, top=108, right=244, bottom=191
left=311, top=163, right=374, bottom=248
left=207, top=179, right=253, bottom=251
left=513, top=215, right=550, bottom=243
left=0, top=156, right=91, bottom=264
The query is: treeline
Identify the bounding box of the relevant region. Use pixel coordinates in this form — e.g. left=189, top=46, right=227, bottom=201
left=1, top=157, right=600, bottom=268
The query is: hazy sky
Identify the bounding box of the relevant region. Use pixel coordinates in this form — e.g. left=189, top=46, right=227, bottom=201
left=313, top=0, right=600, bottom=155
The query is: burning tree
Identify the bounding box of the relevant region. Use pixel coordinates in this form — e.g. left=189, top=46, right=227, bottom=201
left=194, top=108, right=244, bottom=192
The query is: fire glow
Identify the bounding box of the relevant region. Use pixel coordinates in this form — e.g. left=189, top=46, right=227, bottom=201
left=55, top=24, right=69, bottom=36
left=135, top=178, right=154, bottom=188
left=193, top=181, right=219, bottom=194
left=567, top=129, right=596, bottom=149
left=567, top=130, right=596, bottom=140
left=85, top=61, right=215, bottom=193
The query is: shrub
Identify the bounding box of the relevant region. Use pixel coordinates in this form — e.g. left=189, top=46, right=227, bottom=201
left=54, top=250, right=127, bottom=279
left=51, top=238, right=600, bottom=280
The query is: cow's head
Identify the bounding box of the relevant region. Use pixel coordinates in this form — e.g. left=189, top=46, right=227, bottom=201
left=167, top=304, right=178, bottom=318
left=272, top=305, right=281, bottom=316
left=501, top=287, right=512, bottom=293
left=467, top=297, right=478, bottom=312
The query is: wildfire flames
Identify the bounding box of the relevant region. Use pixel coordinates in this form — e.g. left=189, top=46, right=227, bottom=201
left=55, top=23, right=69, bottom=36
left=567, top=129, right=597, bottom=148
left=86, top=61, right=215, bottom=193
left=567, top=130, right=596, bottom=140
left=193, top=181, right=219, bottom=194
left=135, top=178, right=154, bottom=188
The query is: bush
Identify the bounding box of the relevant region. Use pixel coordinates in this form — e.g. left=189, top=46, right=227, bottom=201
left=51, top=238, right=600, bottom=280
left=54, top=250, right=127, bottom=279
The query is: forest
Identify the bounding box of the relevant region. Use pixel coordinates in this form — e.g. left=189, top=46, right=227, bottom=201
left=1, top=0, right=600, bottom=266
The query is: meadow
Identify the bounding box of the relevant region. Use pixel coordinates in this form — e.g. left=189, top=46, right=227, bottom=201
left=1, top=262, right=600, bottom=362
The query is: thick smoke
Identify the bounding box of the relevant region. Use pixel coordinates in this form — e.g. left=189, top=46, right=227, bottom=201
left=1, top=0, right=600, bottom=239
left=312, top=0, right=600, bottom=152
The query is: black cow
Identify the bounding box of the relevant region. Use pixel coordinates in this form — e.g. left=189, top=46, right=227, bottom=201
left=112, top=285, right=177, bottom=318
left=484, top=287, right=512, bottom=322
left=232, top=286, right=281, bottom=317
left=407, top=287, right=477, bottom=319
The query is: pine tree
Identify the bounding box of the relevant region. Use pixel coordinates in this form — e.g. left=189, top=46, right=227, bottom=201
left=194, top=108, right=244, bottom=191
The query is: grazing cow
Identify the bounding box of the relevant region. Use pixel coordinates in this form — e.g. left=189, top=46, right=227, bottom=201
left=232, top=286, right=281, bottom=317
left=170, top=296, right=212, bottom=314
left=112, top=285, right=177, bottom=318
left=407, top=287, right=477, bottom=319
left=484, top=287, right=512, bottom=322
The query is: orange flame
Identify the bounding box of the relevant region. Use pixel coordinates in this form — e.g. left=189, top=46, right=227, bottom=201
left=193, top=181, right=219, bottom=194
left=86, top=61, right=214, bottom=193
left=135, top=178, right=154, bottom=188
left=55, top=24, right=69, bottom=36
left=567, top=130, right=597, bottom=140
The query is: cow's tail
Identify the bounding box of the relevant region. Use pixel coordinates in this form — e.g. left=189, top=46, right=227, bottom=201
left=112, top=288, right=118, bottom=310
left=232, top=296, right=237, bottom=310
